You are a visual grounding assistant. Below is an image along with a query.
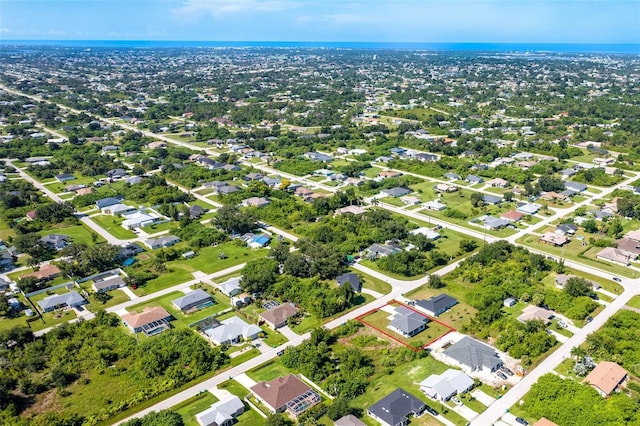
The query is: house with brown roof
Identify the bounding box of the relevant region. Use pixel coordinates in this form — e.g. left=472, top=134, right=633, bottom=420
left=625, top=230, right=640, bottom=242
left=517, top=305, right=555, bottom=324
left=615, top=238, right=640, bottom=256
left=584, top=361, right=627, bottom=397
left=501, top=210, right=524, bottom=222
left=596, top=247, right=636, bottom=266
left=21, top=264, right=61, bottom=281
left=377, top=170, right=403, bottom=179
left=250, top=374, right=321, bottom=418
left=259, top=303, right=299, bottom=329
left=539, top=232, right=569, bottom=246
left=121, top=307, right=172, bottom=336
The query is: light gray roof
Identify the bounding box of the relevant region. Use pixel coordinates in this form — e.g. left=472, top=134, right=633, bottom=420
left=204, top=316, right=262, bottom=344
left=172, top=289, right=212, bottom=310
left=145, top=235, right=180, bottom=247
left=219, top=277, right=242, bottom=296
left=93, top=275, right=125, bottom=290
left=381, top=187, right=411, bottom=197
left=196, top=395, right=244, bottom=426
left=335, top=415, right=367, bottom=426
left=482, top=194, right=502, bottom=204
left=564, top=181, right=587, bottom=192
left=37, top=291, right=86, bottom=311
left=389, top=306, right=428, bottom=334
left=444, top=337, right=502, bottom=371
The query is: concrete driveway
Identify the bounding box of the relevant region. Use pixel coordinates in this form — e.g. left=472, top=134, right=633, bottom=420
left=278, top=325, right=299, bottom=341
left=233, top=373, right=257, bottom=390
left=471, top=389, right=496, bottom=406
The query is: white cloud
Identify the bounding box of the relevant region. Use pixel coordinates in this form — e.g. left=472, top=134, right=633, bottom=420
left=173, top=0, right=300, bottom=18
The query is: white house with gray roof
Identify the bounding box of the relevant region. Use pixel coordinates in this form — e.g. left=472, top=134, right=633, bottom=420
left=388, top=306, right=428, bottom=338
left=196, top=395, right=244, bottom=426
left=37, top=291, right=86, bottom=313
left=172, top=289, right=213, bottom=313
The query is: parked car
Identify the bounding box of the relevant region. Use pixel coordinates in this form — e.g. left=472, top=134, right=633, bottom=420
left=496, top=371, right=508, bottom=380
left=586, top=316, right=593, bottom=323
left=451, top=396, right=463, bottom=406
left=515, top=417, right=529, bottom=425
left=500, top=366, right=514, bottom=376
left=425, top=406, right=439, bottom=416
left=558, top=321, right=568, bottom=329
left=613, top=277, right=622, bottom=282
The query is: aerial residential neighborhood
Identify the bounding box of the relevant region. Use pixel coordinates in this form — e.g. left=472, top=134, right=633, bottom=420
left=0, top=6, right=639, bottom=426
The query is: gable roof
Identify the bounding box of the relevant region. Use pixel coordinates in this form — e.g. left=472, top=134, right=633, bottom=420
left=368, top=388, right=425, bottom=426
left=443, top=337, right=502, bottom=371
left=145, top=235, right=180, bottom=247
left=172, top=289, right=212, bottom=310
left=219, top=277, right=242, bottom=296
left=96, top=197, right=123, bottom=209
left=250, top=374, right=312, bottom=411
left=93, top=275, right=125, bottom=291
left=381, top=186, right=411, bottom=197
left=584, top=361, right=627, bottom=395
left=335, top=414, right=367, bottom=426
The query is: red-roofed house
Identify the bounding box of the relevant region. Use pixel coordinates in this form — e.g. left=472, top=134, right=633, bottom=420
left=584, top=361, right=628, bottom=397
left=501, top=211, right=524, bottom=222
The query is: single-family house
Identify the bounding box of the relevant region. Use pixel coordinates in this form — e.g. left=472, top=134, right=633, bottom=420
left=556, top=223, right=577, bottom=235
left=259, top=303, right=299, bottom=329
left=144, top=235, right=181, bottom=250
left=366, top=243, right=401, bottom=259
left=37, top=291, right=86, bottom=313
left=121, top=212, right=160, bottom=230
left=517, top=203, right=540, bottom=215
left=218, top=277, right=242, bottom=297
left=106, top=168, right=128, bottom=179
left=172, top=289, right=213, bottom=313
left=517, top=305, right=555, bottom=324
left=589, top=209, right=613, bottom=221
left=305, top=152, right=333, bottom=162
left=410, top=227, right=441, bottom=240
left=204, top=316, right=262, bottom=345
left=501, top=211, right=524, bottom=222
left=388, top=305, right=428, bottom=337
left=40, top=234, right=69, bottom=250
left=104, top=203, right=137, bottom=216
left=584, top=361, right=628, bottom=397
left=335, top=414, right=367, bottom=426
left=381, top=187, right=411, bottom=198
left=390, top=147, right=407, bottom=156
left=248, top=235, right=271, bottom=249
left=400, top=195, right=421, bottom=205
left=242, top=197, right=271, bottom=208
left=55, top=173, right=76, bottom=182
left=487, top=178, right=509, bottom=188
left=625, top=230, right=640, bottom=242
left=482, top=216, right=510, bottom=230
left=217, top=185, right=241, bottom=195
left=564, top=181, right=588, bottom=193
left=189, top=205, right=204, bottom=219
left=534, top=418, right=560, bottom=426
left=539, top=232, right=569, bottom=247
left=443, top=172, right=461, bottom=181
left=367, top=388, right=426, bottom=426
left=423, top=200, right=447, bottom=211
left=616, top=238, right=640, bottom=256
left=466, top=175, right=484, bottom=184
left=414, top=294, right=458, bottom=317
left=95, top=197, right=123, bottom=210
left=419, top=369, right=474, bottom=401
left=443, top=337, right=503, bottom=373
left=482, top=194, right=502, bottom=205
left=195, top=395, right=244, bottom=426
left=336, top=273, right=362, bottom=293
left=21, top=264, right=61, bottom=281
left=121, top=307, right=172, bottom=335
left=250, top=374, right=321, bottom=417
left=243, top=172, right=264, bottom=181
left=92, top=275, right=126, bottom=293
left=377, top=170, right=403, bottom=179
left=334, top=205, right=366, bottom=216
left=434, top=183, right=457, bottom=193
left=597, top=247, right=636, bottom=266
left=118, top=243, right=144, bottom=259
left=560, top=169, right=577, bottom=178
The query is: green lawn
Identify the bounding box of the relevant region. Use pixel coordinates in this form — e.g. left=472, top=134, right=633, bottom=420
left=356, top=270, right=392, bottom=294
left=131, top=267, right=194, bottom=296
left=81, top=288, right=131, bottom=310
left=292, top=293, right=374, bottom=333
left=517, top=234, right=640, bottom=278
left=127, top=287, right=231, bottom=329
left=40, top=224, right=104, bottom=245
left=90, top=215, right=138, bottom=240
left=167, top=243, right=267, bottom=275
left=404, top=287, right=478, bottom=330
left=172, top=392, right=218, bottom=426
left=142, top=220, right=178, bottom=234
left=247, top=359, right=293, bottom=383
left=0, top=217, right=16, bottom=240
left=627, top=295, right=640, bottom=309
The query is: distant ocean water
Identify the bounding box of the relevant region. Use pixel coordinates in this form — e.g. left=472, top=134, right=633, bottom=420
left=0, top=40, right=638, bottom=54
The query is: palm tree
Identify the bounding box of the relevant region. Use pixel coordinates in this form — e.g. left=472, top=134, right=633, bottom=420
left=571, top=345, right=587, bottom=362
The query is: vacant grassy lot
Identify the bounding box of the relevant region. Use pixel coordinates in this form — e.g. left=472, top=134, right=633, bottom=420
left=90, top=215, right=138, bottom=240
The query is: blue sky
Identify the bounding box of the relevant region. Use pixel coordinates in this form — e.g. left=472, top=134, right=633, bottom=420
left=1, top=0, right=638, bottom=43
